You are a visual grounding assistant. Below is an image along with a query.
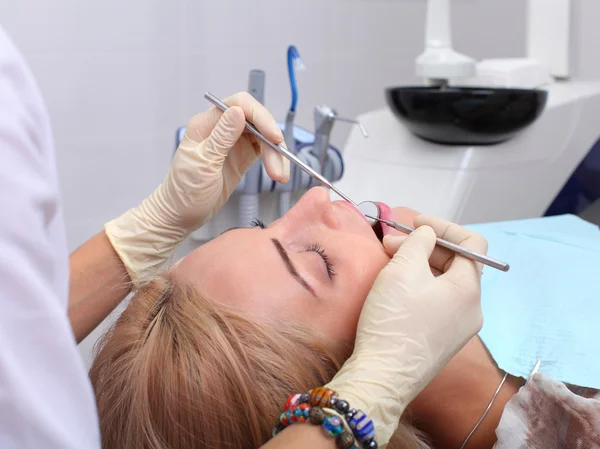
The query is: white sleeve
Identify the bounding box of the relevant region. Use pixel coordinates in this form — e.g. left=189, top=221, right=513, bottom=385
left=0, top=28, right=101, bottom=448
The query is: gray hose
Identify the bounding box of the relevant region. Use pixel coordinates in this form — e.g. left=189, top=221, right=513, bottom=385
left=239, top=194, right=260, bottom=227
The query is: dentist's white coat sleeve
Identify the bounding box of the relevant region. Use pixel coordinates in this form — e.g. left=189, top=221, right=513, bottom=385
left=0, top=28, right=100, bottom=448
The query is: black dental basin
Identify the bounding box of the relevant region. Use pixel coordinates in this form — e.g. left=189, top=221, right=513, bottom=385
left=385, top=86, right=548, bottom=145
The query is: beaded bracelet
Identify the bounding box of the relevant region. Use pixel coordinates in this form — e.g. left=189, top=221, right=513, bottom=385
left=273, top=403, right=356, bottom=449
left=273, top=387, right=379, bottom=449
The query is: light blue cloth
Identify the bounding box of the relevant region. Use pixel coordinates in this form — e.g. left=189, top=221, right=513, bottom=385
left=466, top=214, right=600, bottom=389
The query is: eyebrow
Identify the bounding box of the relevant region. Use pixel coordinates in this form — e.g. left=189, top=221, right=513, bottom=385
left=270, top=238, right=317, bottom=297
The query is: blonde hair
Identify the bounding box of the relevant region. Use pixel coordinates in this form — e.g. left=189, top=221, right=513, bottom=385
left=90, top=274, right=429, bottom=449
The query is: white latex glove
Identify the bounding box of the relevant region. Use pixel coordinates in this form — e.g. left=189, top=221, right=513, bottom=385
left=326, top=215, right=488, bottom=447
left=105, top=92, right=290, bottom=285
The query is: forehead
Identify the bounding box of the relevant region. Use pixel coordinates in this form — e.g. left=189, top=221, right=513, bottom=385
left=173, top=229, right=309, bottom=318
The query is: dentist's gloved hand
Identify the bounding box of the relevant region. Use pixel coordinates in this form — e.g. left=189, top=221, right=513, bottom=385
left=326, top=216, right=487, bottom=447
left=105, top=92, right=290, bottom=285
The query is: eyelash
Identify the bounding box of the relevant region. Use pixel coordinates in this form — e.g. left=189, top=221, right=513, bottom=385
left=250, top=219, right=266, bottom=229
left=304, top=243, right=336, bottom=279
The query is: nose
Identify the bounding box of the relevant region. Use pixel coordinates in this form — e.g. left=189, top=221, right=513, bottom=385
left=284, top=187, right=339, bottom=229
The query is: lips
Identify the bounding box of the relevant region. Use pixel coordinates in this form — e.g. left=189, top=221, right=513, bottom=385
left=375, top=202, right=392, bottom=221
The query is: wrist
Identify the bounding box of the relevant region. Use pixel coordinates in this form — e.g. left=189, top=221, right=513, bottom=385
left=277, top=389, right=381, bottom=449
left=328, top=352, right=421, bottom=412
left=104, top=207, right=186, bottom=286
left=326, top=364, right=409, bottom=446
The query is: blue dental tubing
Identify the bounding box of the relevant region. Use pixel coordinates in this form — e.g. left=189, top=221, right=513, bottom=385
left=287, top=45, right=304, bottom=113
left=280, top=45, right=306, bottom=217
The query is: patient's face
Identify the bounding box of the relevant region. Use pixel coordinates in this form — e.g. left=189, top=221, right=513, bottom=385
left=175, top=187, right=416, bottom=342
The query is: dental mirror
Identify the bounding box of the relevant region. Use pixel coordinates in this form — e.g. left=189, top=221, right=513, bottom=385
left=357, top=201, right=380, bottom=226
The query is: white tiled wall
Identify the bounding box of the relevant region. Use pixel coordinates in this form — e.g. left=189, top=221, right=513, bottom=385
left=1, top=0, right=535, bottom=364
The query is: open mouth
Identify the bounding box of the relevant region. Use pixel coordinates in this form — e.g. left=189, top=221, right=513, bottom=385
left=339, top=199, right=392, bottom=244
left=372, top=220, right=384, bottom=242
left=356, top=201, right=392, bottom=243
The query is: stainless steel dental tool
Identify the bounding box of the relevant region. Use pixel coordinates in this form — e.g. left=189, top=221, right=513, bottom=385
left=204, top=92, right=358, bottom=206
left=358, top=201, right=510, bottom=272
left=204, top=92, right=509, bottom=272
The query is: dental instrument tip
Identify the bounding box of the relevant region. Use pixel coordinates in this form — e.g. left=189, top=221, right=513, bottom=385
left=529, top=360, right=542, bottom=380
left=331, top=116, right=369, bottom=138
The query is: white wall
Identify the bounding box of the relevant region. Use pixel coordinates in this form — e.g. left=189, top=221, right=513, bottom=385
left=573, top=0, right=600, bottom=81
left=1, top=0, right=531, bottom=365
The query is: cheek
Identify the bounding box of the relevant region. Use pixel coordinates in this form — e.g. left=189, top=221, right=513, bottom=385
left=322, top=243, right=390, bottom=341
left=344, top=241, right=390, bottom=298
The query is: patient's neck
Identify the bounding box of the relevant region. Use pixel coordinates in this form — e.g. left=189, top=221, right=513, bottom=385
left=407, top=337, right=525, bottom=449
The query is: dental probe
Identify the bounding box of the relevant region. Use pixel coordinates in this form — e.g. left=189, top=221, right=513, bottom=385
left=204, top=92, right=358, bottom=206
left=366, top=216, right=510, bottom=272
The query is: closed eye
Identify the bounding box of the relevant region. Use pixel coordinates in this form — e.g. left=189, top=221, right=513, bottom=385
left=249, top=219, right=335, bottom=279
left=304, top=243, right=336, bottom=279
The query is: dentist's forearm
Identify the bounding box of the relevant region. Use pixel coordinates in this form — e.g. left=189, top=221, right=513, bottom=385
left=68, top=232, right=131, bottom=343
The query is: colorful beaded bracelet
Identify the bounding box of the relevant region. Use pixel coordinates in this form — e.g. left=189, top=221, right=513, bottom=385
left=273, top=404, right=356, bottom=449
left=273, top=387, right=379, bottom=449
